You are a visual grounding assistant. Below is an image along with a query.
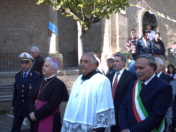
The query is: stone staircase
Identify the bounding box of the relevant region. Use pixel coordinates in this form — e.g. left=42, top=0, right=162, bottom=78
left=0, top=84, right=14, bottom=103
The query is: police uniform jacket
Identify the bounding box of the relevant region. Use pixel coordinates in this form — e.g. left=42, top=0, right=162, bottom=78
left=12, top=70, right=41, bottom=117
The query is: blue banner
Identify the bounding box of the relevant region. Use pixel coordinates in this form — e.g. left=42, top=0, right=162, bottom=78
left=48, top=21, right=58, bottom=35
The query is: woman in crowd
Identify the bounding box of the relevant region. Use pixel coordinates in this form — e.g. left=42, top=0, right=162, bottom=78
left=167, top=64, right=176, bottom=79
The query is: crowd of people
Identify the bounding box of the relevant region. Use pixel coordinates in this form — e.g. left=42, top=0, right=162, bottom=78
left=10, top=24, right=176, bottom=132
left=124, top=24, right=176, bottom=132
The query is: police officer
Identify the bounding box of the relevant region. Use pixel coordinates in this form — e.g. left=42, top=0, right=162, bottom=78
left=11, top=52, right=41, bottom=132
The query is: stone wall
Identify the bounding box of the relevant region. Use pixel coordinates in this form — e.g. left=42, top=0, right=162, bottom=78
left=0, top=0, right=103, bottom=67
left=0, top=0, right=176, bottom=68
left=0, top=0, right=49, bottom=54
left=0, top=70, right=79, bottom=91
left=57, top=12, right=78, bottom=66
left=126, top=0, right=176, bottom=55
left=83, top=21, right=102, bottom=53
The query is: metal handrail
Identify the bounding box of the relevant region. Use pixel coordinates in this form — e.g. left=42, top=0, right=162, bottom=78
left=0, top=53, right=47, bottom=72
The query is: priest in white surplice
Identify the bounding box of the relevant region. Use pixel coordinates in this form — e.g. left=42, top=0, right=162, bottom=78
left=61, top=52, right=115, bottom=132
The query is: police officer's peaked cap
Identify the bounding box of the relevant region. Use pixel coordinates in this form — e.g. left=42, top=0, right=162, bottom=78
left=19, top=52, right=34, bottom=63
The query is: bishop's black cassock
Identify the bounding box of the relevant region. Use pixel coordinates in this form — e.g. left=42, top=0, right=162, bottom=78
left=29, top=76, right=69, bottom=132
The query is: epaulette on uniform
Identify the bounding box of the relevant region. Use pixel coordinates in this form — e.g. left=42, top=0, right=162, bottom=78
left=34, top=71, right=40, bottom=74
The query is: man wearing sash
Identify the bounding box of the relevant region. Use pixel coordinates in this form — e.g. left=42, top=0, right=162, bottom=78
left=61, top=52, right=115, bottom=132
left=119, top=54, right=172, bottom=132
left=28, top=57, right=68, bottom=132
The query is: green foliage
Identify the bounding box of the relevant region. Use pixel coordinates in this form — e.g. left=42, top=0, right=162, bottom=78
left=37, top=0, right=129, bottom=30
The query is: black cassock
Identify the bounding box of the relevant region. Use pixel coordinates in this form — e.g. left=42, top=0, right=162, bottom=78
left=29, top=76, right=69, bottom=132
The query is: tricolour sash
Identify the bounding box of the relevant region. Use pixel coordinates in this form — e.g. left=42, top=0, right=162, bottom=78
left=132, top=80, right=164, bottom=132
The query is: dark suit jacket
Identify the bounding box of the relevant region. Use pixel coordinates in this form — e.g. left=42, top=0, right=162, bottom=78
left=105, top=67, right=116, bottom=77
left=159, top=72, right=173, bottom=83
left=12, top=70, right=41, bottom=117
left=32, top=55, right=44, bottom=74
left=172, top=95, right=176, bottom=130
left=107, top=69, right=136, bottom=131
left=119, top=76, right=172, bottom=132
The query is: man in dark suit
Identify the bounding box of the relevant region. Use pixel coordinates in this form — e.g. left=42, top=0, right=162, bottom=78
left=172, top=95, right=176, bottom=131
left=30, top=46, right=44, bottom=74
left=106, top=58, right=116, bottom=77
left=119, top=54, right=172, bottom=132
left=11, top=52, right=41, bottom=132
left=107, top=54, right=136, bottom=132
left=155, top=57, right=174, bottom=132
left=154, top=57, right=173, bottom=83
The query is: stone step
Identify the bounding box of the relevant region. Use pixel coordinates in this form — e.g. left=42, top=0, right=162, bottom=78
left=0, top=95, right=13, bottom=98
left=0, top=98, right=12, bottom=103
left=0, top=84, right=14, bottom=104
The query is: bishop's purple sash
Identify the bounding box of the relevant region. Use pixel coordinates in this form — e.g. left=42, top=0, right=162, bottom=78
left=35, top=100, right=60, bottom=132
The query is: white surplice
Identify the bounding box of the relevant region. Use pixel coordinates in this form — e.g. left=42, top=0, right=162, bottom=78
left=61, top=73, right=115, bottom=132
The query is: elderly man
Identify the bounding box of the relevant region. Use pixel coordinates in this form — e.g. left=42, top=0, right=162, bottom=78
left=107, top=54, right=136, bottom=132
left=11, top=52, right=41, bottom=132
left=61, top=52, right=115, bottom=132
left=155, top=57, right=174, bottom=131
left=155, top=57, right=173, bottom=83
left=119, top=54, right=172, bottom=132
left=30, top=46, right=44, bottom=74
left=28, top=57, right=68, bottom=132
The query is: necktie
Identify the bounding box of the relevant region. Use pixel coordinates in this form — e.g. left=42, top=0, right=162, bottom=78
left=24, top=73, right=27, bottom=78
left=112, top=72, right=120, bottom=99
left=108, top=69, right=111, bottom=74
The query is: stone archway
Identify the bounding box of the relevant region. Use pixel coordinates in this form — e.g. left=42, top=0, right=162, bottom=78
left=142, top=11, right=158, bottom=31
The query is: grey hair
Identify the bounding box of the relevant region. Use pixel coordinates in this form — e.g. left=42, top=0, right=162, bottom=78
left=154, top=57, right=163, bottom=66
left=31, top=46, right=40, bottom=53
left=136, top=54, right=157, bottom=71
left=45, top=57, right=59, bottom=73
left=114, top=54, right=126, bottom=64
left=82, top=52, right=97, bottom=64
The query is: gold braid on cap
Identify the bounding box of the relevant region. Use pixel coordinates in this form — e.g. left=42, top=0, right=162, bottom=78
left=21, top=53, right=32, bottom=61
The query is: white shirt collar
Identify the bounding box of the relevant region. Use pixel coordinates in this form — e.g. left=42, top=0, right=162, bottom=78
left=44, top=74, right=55, bottom=81
left=143, top=73, right=155, bottom=85
left=112, top=68, right=124, bottom=85
left=157, top=71, right=162, bottom=78
left=118, top=68, right=125, bottom=74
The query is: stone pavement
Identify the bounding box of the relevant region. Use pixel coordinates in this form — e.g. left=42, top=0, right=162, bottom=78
left=0, top=112, right=30, bottom=132
left=0, top=102, right=67, bottom=132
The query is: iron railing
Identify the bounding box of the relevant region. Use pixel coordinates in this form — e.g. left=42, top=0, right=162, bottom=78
left=0, top=53, right=47, bottom=72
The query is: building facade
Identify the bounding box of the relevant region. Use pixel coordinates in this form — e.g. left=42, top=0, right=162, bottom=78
left=0, top=0, right=176, bottom=69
